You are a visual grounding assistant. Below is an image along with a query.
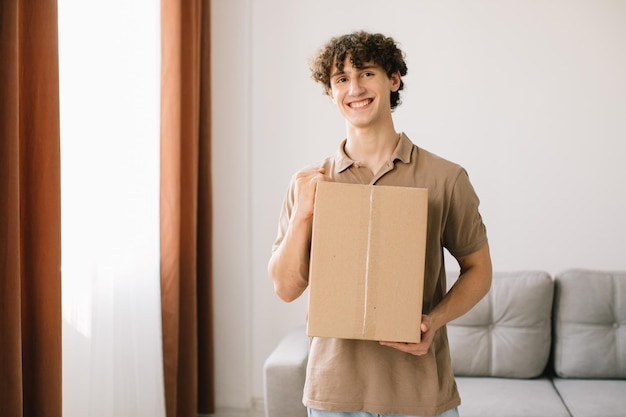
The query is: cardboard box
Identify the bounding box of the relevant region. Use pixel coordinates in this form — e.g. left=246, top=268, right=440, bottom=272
left=307, top=181, right=428, bottom=343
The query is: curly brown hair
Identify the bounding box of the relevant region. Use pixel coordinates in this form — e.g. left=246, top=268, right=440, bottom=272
left=310, top=31, right=408, bottom=110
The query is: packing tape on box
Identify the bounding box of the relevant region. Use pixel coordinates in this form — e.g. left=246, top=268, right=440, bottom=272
left=362, top=186, right=375, bottom=338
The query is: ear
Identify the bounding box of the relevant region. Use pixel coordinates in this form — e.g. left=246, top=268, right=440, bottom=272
left=390, top=71, right=401, bottom=92
left=327, top=87, right=336, bottom=103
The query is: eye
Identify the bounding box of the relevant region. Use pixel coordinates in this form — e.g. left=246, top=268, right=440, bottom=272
left=362, top=71, right=375, bottom=78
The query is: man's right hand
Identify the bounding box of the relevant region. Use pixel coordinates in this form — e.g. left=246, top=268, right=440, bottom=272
left=292, top=168, right=329, bottom=221
left=268, top=167, right=330, bottom=302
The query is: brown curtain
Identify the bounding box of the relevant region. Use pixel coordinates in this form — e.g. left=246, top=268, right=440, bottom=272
left=160, top=0, right=214, bottom=416
left=0, top=1, right=63, bottom=417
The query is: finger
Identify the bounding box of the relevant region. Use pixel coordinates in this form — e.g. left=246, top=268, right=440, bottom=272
left=380, top=341, right=413, bottom=350
left=294, top=168, right=324, bottom=181
left=381, top=339, right=429, bottom=352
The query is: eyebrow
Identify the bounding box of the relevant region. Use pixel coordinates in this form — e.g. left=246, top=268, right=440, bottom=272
left=330, top=64, right=377, bottom=79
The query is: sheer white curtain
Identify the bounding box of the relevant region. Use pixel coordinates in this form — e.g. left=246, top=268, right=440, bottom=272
left=59, top=2, right=165, bottom=416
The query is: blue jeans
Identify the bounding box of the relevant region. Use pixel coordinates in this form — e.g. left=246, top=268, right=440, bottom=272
left=307, top=407, right=459, bottom=417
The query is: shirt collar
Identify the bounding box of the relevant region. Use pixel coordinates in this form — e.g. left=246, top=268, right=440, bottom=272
left=334, top=132, right=413, bottom=173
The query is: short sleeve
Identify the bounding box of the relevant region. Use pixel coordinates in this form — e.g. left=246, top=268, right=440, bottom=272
left=271, top=178, right=297, bottom=253
left=442, top=169, right=488, bottom=258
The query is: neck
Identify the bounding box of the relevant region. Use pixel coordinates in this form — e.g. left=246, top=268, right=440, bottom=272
left=344, top=123, right=400, bottom=175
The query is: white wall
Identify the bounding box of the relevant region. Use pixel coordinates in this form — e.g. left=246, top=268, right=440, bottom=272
left=212, top=0, right=626, bottom=410
left=211, top=0, right=255, bottom=411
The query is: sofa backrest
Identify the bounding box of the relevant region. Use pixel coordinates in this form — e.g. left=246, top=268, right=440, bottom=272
left=553, top=269, right=626, bottom=379
left=447, top=271, right=554, bottom=378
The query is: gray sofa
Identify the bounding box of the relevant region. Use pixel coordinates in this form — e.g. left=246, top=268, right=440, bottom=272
left=264, top=269, right=626, bottom=417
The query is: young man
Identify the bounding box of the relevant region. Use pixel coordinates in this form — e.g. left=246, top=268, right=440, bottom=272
left=268, top=31, right=492, bottom=417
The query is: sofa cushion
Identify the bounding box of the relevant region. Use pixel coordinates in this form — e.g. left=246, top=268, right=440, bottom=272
left=455, top=377, right=571, bottom=417
left=553, top=269, right=626, bottom=378
left=552, top=378, right=626, bottom=417
left=447, top=271, right=553, bottom=378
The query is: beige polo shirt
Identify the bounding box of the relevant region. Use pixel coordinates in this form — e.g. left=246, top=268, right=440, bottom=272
left=272, top=133, right=488, bottom=416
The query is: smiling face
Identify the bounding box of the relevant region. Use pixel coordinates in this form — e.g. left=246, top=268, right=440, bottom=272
left=310, top=32, right=408, bottom=111
left=327, top=55, right=401, bottom=130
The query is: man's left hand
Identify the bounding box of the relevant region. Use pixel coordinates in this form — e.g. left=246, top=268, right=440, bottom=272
left=379, top=314, right=436, bottom=356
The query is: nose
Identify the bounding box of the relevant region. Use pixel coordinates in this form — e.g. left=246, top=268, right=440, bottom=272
left=348, top=77, right=365, bottom=96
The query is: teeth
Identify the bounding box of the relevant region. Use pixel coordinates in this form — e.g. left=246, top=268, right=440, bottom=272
left=351, top=100, right=370, bottom=108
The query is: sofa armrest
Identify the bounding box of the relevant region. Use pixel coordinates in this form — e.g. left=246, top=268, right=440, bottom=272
left=263, top=325, right=309, bottom=417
